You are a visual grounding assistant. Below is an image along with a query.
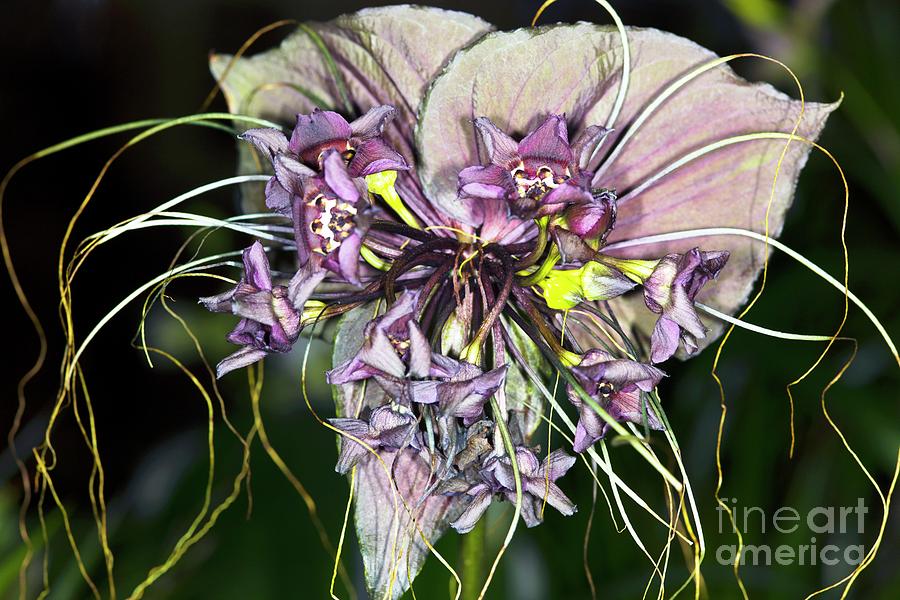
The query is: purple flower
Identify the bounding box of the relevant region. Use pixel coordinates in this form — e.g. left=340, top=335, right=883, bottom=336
left=328, top=291, right=507, bottom=424
left=240, top=105, right=409, bottom=284
left=242, top=104, right=408, bottom=177
left=458, top=115, right=608, bottom=221
left=327, top=405, right=419, bottom=474
left=200, top=241, right=323, bottom=378
left=375, top=355, right=507, bottom=425
left=567, top=349, right=666, bottom=452
left=268, top=149, right=372, bottom=284
left=643, top=248, right=730, bottom=363
left=327, top=291, right=430, bottom=383
left=449, top=447, right=576, bottom=533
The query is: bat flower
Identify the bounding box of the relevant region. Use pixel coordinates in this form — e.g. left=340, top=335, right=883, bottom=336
left=567, top=349, right=666, bottom=452
left=458, top=114, right=608, bottom=224
left=327, top=404, right=420, bottom=474
left=200, top=241, right=323, bottom=378
left=210, top=7, right=835, bottom=597
left=642, top=248, right=731, bottom=363
left=448, top=447, right=577, bottom=533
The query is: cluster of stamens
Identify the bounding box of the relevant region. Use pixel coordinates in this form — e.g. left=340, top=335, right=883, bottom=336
left=308, top=195, right=358, bottom=254
left=512, top=164, right=568, bottom=201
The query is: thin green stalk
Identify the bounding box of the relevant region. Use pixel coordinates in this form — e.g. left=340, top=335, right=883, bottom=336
left=460, top=520, right=485, bottom=600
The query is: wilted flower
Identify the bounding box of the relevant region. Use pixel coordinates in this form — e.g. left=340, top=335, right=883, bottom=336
left=449, top=447, right=577, bottom=532
left=328, top=404, right=419, bottom=474
left=568, top=349, right=666, bottom=452
left=643, top=248, right=730, bottom=363
left=200, top=241, right=313, bottom=377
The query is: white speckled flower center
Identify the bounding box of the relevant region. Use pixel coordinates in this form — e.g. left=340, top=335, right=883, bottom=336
left=308, top=194, right=358, bottom=254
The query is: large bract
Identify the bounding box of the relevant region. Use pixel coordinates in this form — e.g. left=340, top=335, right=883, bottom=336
left=206, top=6, right=835, bottom=597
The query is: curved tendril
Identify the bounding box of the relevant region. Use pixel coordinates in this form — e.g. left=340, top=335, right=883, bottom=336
left=531, top=0, right=631, bottom=131
left=595, top=53, right=809, bottom=181
left=1, top=117, right=180, bottom=597
left=606, top=227, right=899, bottom=363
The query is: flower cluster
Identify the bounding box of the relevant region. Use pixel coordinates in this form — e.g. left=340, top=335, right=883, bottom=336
left=203, top=6, right=833, bottom=597
left=205, top=103, right=728, bottom=524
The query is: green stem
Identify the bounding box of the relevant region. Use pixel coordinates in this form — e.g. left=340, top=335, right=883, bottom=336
left=517, top=245, right=560, bottom=286
left=460, top=519, right=485, bottom=600
left=515, top=216, right=549, bottom=269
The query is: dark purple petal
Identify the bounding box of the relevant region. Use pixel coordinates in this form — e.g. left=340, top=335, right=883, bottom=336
left=322, top=150, right=360, bottom=202
left=518, top=114, right=572, bottom=172
left=241, top=242, right=272, bottom=290
left=537, top=181, right=593, bottom=215
left=563, top=188, right=617, bottom=239
left=336, top=231, right=363, bottom=286
left=458, top=165, right=515, bottom=202
left=348, top=138, right=409, bottom=177
left=289, top=109, right=352, bottom=165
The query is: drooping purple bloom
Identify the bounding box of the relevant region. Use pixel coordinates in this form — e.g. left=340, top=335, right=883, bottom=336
left=327, top=290, right=429, bottom=383
left=200, top=241, right=323, bottom=378
left=457, top=115, right=608, bottom=225
left=567, top=349, right=666, bottom=452
left=449, top=447, right=577, bottom=533
left=327, top=405, right=419, bottom=474
left=643, top=248, right=730, bottom=363
left=328, top=291, right=507, bottom=424
left=376, top=355, right=507, bottom=425
left=563, top=188, right=617, bottom=243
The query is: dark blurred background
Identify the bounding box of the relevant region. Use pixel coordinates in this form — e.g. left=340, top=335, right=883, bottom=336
left=1, top=0, right=898, bottom=598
